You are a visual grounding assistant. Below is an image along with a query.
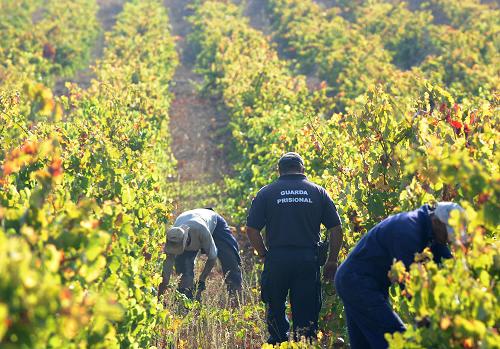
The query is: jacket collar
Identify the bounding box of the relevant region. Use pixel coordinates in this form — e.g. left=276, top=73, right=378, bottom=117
left=278, top=173, right=307, bottom=180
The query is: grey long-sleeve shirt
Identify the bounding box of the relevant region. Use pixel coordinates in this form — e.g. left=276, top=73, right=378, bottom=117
left=174, top=209, right=218, bottom=260
left=160, top=209, right=219, bottom=291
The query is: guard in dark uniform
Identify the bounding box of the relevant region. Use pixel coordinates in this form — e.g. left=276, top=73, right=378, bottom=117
left=246, top=152, right=343, bottom=344
left=335, top=202, right=464, bottom=349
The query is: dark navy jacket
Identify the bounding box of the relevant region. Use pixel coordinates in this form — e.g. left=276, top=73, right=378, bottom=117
left=337, top=205, right=452, bottom=290
left=246, top=174, right=341, bottom=249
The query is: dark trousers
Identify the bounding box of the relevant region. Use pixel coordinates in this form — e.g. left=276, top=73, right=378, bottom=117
left=335, top=268, right=406, bottom=349
left=175, top=238, right=242, bottom=295
left=261, top=247, right=321, bottom=344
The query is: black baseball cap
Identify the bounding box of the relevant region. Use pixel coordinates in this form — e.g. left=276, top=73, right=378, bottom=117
left=278, top=152, right=304, bottom=168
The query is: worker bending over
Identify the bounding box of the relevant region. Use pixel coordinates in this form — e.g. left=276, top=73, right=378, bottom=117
left=159, top=208, right=242, bottom=300
left=335, top=202, right=465, bottom=349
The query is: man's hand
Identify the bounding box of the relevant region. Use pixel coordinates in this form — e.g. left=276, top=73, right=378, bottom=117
left=159, top=255, right=175, bottom=300
left=196, top=280, right=206, bottom=291
left=158, top=282, right=172, bottom=301
left=323, top=260, right=338, bottom=282
left=199, top=258, right=216, bottom=284
left=158, top=282, right=166, bottom=298
left=322, top=225, right=343, bottom=283
left=246, top=226, right=268, bottom=258
left=194, top=280, right=206, bottom=301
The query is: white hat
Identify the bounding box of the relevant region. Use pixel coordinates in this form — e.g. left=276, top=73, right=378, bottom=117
left=434, top=202, right=465, bottom=239
left=165, top=226, right=188, bottom=255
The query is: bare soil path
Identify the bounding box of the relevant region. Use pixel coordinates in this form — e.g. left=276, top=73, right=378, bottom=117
left=164, top=0, right=230, bottom=213
left=54, top=0, right=125, bottom=95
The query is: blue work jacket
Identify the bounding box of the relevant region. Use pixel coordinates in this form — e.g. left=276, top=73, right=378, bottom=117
left=338, top=205, right=451, bottom=290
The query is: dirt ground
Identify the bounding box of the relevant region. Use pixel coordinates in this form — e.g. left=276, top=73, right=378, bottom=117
left=164, top=0, right=231, bottom=213
left=55, top=0, right=231, bottom=210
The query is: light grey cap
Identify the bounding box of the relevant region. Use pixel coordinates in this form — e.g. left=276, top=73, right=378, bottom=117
left=434, top=202, right=465, bottom=237
left=165, top=226, right=188, bottom=255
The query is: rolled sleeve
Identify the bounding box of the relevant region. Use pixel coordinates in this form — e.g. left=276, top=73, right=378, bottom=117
left=246, top=189, right=267, bottom=230
left=321, top=189, right=341, bottom=229
left=205, top=237, right=218, bottom=260
left=200, top=227, right=218, bottom=260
